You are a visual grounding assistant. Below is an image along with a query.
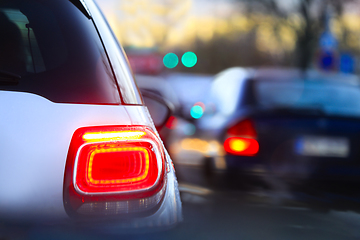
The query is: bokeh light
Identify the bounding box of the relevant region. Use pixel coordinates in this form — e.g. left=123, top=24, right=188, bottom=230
left=190, top=105, right=204, bottom=119
left=163, top=53, right=179, bottom=68
left=165, top=116, right=178, bottom=129
left=181, top=52, right=197, bottom=68
left=183, top=123, right=196, bottom=136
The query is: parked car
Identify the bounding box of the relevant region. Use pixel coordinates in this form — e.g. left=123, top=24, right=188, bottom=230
left=195, top=67, right=360, bottom=192
left=0, top=0, right=181, bottom=229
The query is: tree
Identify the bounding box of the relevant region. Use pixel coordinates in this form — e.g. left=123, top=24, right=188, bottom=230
left=115, top=0, right=192, bottom=49
left=238, top=0, right=358, bottom=70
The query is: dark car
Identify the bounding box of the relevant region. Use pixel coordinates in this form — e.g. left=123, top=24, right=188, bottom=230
left=194, top=67, right=360, bottom=192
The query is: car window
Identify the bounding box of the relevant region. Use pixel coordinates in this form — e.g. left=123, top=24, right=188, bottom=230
left=210, top=68, right=247, bottom=115
left=0, top=0, right=120, bottom=104
left=255, top=80, right=360, bottom=117
left=88, top=0, right=143, bottom=105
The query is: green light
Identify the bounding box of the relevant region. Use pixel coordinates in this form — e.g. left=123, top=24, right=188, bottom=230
left=181, top=52, right=197, bottom=68
left=163, top=53, right=179, bottom=69
left=190, top=105, right=204, bottom=119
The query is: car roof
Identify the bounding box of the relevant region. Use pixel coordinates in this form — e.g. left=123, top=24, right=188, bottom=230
left=70, top=0, right=91, bottom=19
left=251, top=68, right=360, bottom=86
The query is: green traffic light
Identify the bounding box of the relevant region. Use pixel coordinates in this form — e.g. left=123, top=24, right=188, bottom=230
left=163, top=53, right=179, bottom=69
left=181, top=52, right=197, bottom=68
left=190, top=105, right=204, bottom=119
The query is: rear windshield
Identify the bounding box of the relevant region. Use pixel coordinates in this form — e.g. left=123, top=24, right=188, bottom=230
left=0, top=0, right=120, bottom=104
left=254, top=80, right=360, bottom=117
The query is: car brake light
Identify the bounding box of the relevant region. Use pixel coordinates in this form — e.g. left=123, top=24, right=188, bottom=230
left=75, top=143, right=159, bottom=194
left=224, top=119, right=259, bottom=156
left=227, top=119, right=257, bottom=138
left=73, top=126, right=164, bottom=194
left=63, top=125, right=166, bottom=217
left=165, top=115, right=177, bottom=129
left=224, top=137, right=259, bottom=156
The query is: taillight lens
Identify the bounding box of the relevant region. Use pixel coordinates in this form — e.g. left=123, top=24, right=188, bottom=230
left=63, top=125, right=166, bottom=216
left=224, top=119, right=259, bottom=156
left=73, top=126, right=164, bottom=195
left=75, top=142, right=159, bottom=194
left=224, top=137, right=259, bottom=156
left=227, top=119, right=257, bottom=138
left=165, top=115, right=177, bottom=129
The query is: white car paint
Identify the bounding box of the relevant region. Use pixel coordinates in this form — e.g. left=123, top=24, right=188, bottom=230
left=0, top=91, right=181, bottom=225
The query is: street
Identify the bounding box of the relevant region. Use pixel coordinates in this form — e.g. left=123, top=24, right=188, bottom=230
left=2, top=165, right=360, bottom=240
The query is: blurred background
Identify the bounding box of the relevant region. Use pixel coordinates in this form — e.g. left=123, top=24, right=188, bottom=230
left=2, top=1, right=360, bottom=239
left=96, top=0, right=360, bottom=74
left=95, top=0, right=360, bottom=239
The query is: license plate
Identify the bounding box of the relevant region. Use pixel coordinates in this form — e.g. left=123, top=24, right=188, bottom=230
left=295, top=136, right=349, bottom=158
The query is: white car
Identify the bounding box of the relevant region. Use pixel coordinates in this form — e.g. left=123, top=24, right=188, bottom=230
left=0, top=0, right=181, bottom=229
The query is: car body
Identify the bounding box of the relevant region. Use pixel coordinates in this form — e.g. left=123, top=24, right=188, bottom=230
left=0, top=0, right=181, bottom=228
left=194, top=67, right=360, bottom=191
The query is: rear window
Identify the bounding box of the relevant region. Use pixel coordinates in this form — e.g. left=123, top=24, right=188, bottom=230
left=255, top=80, right=360, bottom=117
left=0, top=0, right=120, bottom=104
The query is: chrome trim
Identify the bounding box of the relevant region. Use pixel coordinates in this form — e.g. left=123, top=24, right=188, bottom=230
left=79, top=0, right=92, bottom=17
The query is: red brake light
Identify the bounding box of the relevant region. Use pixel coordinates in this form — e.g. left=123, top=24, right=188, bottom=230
left=224, top=137, right=259, bottom=156
left=165, top=115, right=177, bottom=129
left=224, top=119, right=259, bottom=156
left=63, top=125, right=167, bottom=217
left=227, top=119, right=257, bottom=138
left=75, top=143, right=159, bottom=194
left=73, top=127, right=164, bottom=195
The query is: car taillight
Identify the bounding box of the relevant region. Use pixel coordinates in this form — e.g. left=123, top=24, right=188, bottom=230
left=63, top=125, right=166, bottom=217
left=226, top=119, right=257, bottom=138
left=224, top=119, right=259, bottom=156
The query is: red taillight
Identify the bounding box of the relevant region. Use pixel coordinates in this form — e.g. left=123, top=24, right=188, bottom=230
left=227, top=119, right=257, bottom=138
left=224, top=137, right=259, bottom=156
left=75, top=143, right=159, bottom=194
left=63, top=125, right=166, bottom=217
left=165, top=115, right=177, bottom=129
left=224, top=119, right=259, bottom=156
left=72, top=126, right=164, bottom=195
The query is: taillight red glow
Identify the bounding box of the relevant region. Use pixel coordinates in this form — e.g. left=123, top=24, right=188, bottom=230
left=82, top=131, right=146, bottom=142
left=75, top=143, right=159, bottom=194
left=227, top=119, right=257, bottom=138
left=89, top=147, right=149, bottom=183
left=224, top=119, right=259, bottom=156
left=165, top=116, right=177, bottom=129
left=71, top=126, right=164, bottom=195
left=224, top=137, right=259, bottom=156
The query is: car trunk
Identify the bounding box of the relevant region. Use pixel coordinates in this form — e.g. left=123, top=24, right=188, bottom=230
left=252, top=110, right=360, bottom=182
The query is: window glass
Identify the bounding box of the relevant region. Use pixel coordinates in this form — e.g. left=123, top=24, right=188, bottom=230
left=210, top=68, right=246, bottom=115
left=255, top=80, right=360, bottom=117
left=87, top=0, right=143, bottom=105
left=0, top=0, right=120, bottom=104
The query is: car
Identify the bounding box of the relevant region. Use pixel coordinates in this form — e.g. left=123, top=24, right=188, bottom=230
left=0, top=0, right=181, bottom=229
left=193, top=67, right=360, bottom=192
left=164, top=72, right=213, bottom=120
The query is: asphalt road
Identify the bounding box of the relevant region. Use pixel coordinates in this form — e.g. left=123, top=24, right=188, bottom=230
left=2, top=164, right=360, bottom=240
left=161, top=164, right=360, bottom=240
